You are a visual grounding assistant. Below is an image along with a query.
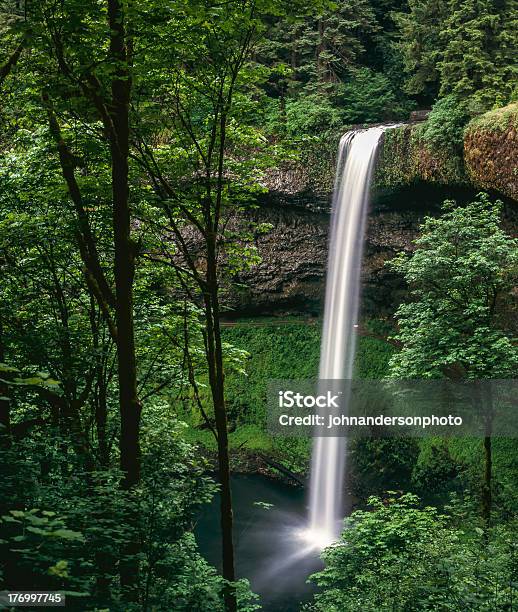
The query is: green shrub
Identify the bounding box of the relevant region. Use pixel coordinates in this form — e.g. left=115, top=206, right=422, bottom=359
left=0, top=410, right=237, bottom=611
left=411, top=440, right=462, bottom=501
left=217, top=318, right=395, bottom=469
left=350, top=438, right=419, bottom=497
left=421, top=95, right=470, bottom=153
left=221, top=319, right=395, bottom=428
left=308, top=493, right=518, bottom=611
left=285, top=95, right=344, bottom=137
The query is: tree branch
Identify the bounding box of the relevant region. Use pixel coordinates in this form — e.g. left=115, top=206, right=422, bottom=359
left=42, top=93, right=118, bottom=339
left=0, top=38, right=25, bottom=87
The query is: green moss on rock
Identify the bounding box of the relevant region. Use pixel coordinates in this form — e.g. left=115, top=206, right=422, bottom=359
left=374, top=124, right=467, bottom=189
left=464, top=103, right=518, bottom=200
left=466, top=103, right=518, bottom=132
left=261, top=136, right=337, bottom=208
left=262, top=107, right=517, bottom=205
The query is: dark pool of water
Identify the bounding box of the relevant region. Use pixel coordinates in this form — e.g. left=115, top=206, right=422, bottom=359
left=195, top=474, right=323, bottom=612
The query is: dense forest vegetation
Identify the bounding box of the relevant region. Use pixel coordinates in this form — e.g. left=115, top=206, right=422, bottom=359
left=0, top=0, right=517, bottom=610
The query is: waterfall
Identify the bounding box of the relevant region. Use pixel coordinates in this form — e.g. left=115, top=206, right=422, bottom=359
left=303, top=126, right=391, bottom=548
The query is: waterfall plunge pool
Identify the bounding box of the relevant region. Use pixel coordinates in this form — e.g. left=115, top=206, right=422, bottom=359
left=195, top=474, right=324, bottom=611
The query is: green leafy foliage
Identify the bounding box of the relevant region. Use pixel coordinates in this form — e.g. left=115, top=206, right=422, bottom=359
left=193, top=319, right=395, bottom=472
left=0, top=408, right=241, bottom=610
left=257, top=0, right=413, bottom=136
left=388, top=194, right=518, bottom=380
left=0, top=509, right=85, bottom=593
left=393, top=0, right=446, bottom=101
left=1, top=1, right=516, bottom=610
left=308, top=493, right=518, bottom=611
left=339, top=68, right=410, bottom=124
left=421, top=95, right=471, bottom=153
left=438, top=0, right=517, bottom=113
left=350, top=438, right=419, bottom=497
left=394, top=0, right=517, bottom=112
left=284, top=94, right=345, bottom=136
left=385, top=193, right=518, bottom=528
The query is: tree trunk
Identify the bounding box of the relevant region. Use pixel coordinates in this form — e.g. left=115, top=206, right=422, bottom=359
left=205, top=236, right=236, bottom=612
left=0, top=37, right=25, bottom=88
left=0, top=320, right=11, bottom=446
left=107, top=0, right=140, bottom=489
left=107, top=0, right=141, bottom=600
left=482, top=435, right=492, bottom=527
left=316, top=19, right=326, bottom=81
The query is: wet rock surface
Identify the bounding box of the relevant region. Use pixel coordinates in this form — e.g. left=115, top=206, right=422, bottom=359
left=229, top=191, right=432, bottom=315
left=227, top=184, right=517, bottom=316
left=229, top=106, right=518, bottom=316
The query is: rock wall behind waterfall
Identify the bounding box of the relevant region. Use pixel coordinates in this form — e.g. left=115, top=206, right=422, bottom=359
left=228, top=187, right=500, bottom=316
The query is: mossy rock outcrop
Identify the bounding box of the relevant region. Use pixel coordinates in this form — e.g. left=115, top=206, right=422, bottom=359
left=375, top=124, right=467, bottom=190
left=260, top=138, right=337, bottom=210
left=464, top=104, right=517, bottom=200
left=375, top=105, right=517, bottom=200
left=262, top=105, right=517, bottom=206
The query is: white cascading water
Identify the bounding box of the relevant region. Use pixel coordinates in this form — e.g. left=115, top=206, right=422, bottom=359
left=303, top=126, right=391, bottom=549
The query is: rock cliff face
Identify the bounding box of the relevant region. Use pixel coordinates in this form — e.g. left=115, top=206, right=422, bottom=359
left=375, top=126, right=466, bottom=189
left=229, top=206, right=328, bottom=314
left=374, top=103, right=518, bottom=199
left=230, top=187, right=471, bottom=316
left=229, top=107, right=517, bottom=316
left=260, top=105, right=518, bottom=206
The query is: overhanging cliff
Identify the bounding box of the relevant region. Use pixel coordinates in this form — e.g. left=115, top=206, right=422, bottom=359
left=262, top=104, right=518, bottom=205
left=231, top=106, right=517, bottom=315
left=464, top=104, right=517, bottom=200
left=376, top=103, right=517, bottom=200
